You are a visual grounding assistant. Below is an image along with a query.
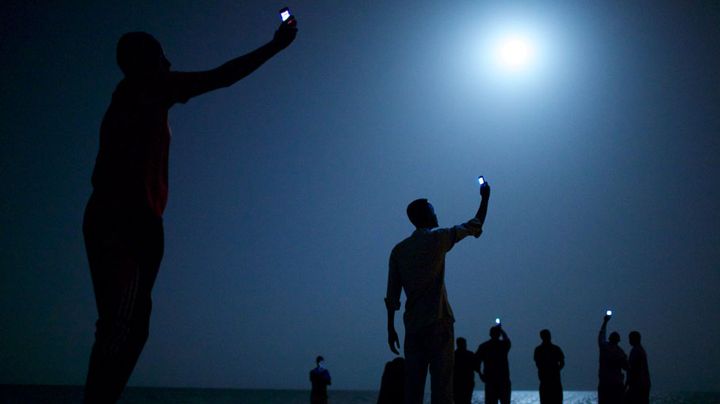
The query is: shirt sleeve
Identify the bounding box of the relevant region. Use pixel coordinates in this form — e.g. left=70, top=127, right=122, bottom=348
left=385, top=249, right=402, bottom=311
left=437, top=218, right=483, bottom=252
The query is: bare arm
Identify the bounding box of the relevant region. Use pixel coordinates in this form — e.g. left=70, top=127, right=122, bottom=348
left=385, top=253, right=402, bottom=355
left=475, top=182, right=491, bottom=224
left=500, top=326, right=511, bottom=349
left=170, top=22, right=297, bottom=102
left=475, top=349, right=485, bottom=381
left=469, top=182, right=491, bottom=238
left=598, top=315, right=610, bottom=346
left=386, top=306, right=400, bottom=355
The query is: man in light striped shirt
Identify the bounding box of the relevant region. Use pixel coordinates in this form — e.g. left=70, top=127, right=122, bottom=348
left=385, top=181, right=491, bottom=404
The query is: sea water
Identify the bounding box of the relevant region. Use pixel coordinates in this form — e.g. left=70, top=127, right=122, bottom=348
left=2, top=385, right=719, bottom=403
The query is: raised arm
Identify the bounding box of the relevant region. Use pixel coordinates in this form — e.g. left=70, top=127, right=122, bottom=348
left=475, top=181, right=491, bottom=225
left=598, top=315, right=610, bottom=346
left=500, top=326, right=511, bottom=349
left=468, top=181, right=491, bottom=238
left=169, top=22, right=297, bottom=102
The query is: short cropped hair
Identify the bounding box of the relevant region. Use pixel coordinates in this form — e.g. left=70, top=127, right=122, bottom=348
left=406, top=198, right=430, bottom=227
left=116, top=32, right=162, bottom=77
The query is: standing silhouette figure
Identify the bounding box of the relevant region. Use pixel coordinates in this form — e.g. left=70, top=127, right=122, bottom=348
left=385, top=181, right=491, bottom=404
left=597, top=314, right=628, bottom=404
left=475, top=325, right=511, bottom=404
left=310, top=355, right=332, bottom=404
left=533, top=329, right=564, bottom=404
left=625, top=331, right=651, bottom=404
left=454, top=337, right=476, bottom=404
left=82, top=18, right=297, bottom=403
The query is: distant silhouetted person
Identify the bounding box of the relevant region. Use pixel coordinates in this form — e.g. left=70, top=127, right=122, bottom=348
left=598, top=314, right=628, bottom=404
left=385, top=182, right=491, bottom=404
left=625, top=331, right=651, bottom=404
left=82, top=18, right=297, bottom=403
left=310, top=355, right=332, bottom=404
left=475, top=325, right=511, bottom=404
left=533, top=329, right=564, bottom=404
left=377, top=357, right=405, bottom=404
left=454, top=337, right=476, bottom=404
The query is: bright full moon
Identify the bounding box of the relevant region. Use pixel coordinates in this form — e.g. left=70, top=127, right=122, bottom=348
left=496, top=34, right=535, bottom=71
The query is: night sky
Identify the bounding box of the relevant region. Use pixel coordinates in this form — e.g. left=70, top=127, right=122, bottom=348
left=1, top=0, right=719, bottom=393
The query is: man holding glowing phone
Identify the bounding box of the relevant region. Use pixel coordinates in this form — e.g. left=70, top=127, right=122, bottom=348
left=475, top=320, right=512, bottom=404
left=385, top=177, right=491, bottom=404
left=82, top=9, right=297, bottom=403
left=598, top=311, right=628, bottom=404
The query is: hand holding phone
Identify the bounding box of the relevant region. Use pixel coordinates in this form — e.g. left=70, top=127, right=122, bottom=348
left=273, top=7, right=297, bottom=50
left=279, top=7, right=297, bottom=26
left=478, top=176, right=490, bottom=199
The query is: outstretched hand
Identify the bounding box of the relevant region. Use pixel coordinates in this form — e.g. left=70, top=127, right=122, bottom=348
left=388, top=328, right=400, bottom=355
left=480, top=181, right=491, bottom=199
left=272, top=21, right=297, bottom=50
left=603, top=314, right=611, bottom=323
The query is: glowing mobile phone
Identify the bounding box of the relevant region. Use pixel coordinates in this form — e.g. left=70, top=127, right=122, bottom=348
left=495, top=317, right=501, bottom=325
left=606, top=310, right=613, bottom=316
left=279, top=7, right=293, bottom=23
left=478, top=176, right=486, bottom=186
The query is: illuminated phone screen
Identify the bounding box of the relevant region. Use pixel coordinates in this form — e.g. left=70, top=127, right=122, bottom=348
left=478, top=176, right=485, bottom=185
left=280, top=9, right=291, bottom=21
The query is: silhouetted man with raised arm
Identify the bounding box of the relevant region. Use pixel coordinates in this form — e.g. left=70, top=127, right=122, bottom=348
left=625, top=331, right=651, bottom=404
left=454, top=337, right=476, bottom=404
left=385, top=181, right=491, bottom=404
left=310, top=355, right=332, bottom=404
left=534, top=329, right=564, bottom=404
left=82, top=17, right=297, bottom=403
left=476, top=325, right=511, bottom=404
left=597, top=314, right=628, bottom=404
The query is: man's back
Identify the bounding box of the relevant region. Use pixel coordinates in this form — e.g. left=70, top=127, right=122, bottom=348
left=628, top=345, right=651, bottom=389
left=476, top=339, right=511, bottom=384
left=534, top=343, right=564, bottom=382
left=310, top=367, right=331, bottom=397
left=454, top=347, right=476, bottom=387
left=388, top=227, right=460, bottom=332
left=598, top=343, right=627, bottom=386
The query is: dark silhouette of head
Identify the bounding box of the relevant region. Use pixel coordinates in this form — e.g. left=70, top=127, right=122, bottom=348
left=456, top=337, right=467, bottom=350
left=117, top=32, right=171, bottom=79
left=540, top=329, right=552, bottom=343
left=489, top=325, right=502, bottom=340
left=316, top=355, right=324, bottom=366
left=406, top=199, right=438, bottom=229
left=609, top=331, right=621, bottom=345
left=629, top=331, right=642, bottom=347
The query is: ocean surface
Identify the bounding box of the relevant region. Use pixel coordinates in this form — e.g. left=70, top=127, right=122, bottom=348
left=1, top=386, right=719, bottom=404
